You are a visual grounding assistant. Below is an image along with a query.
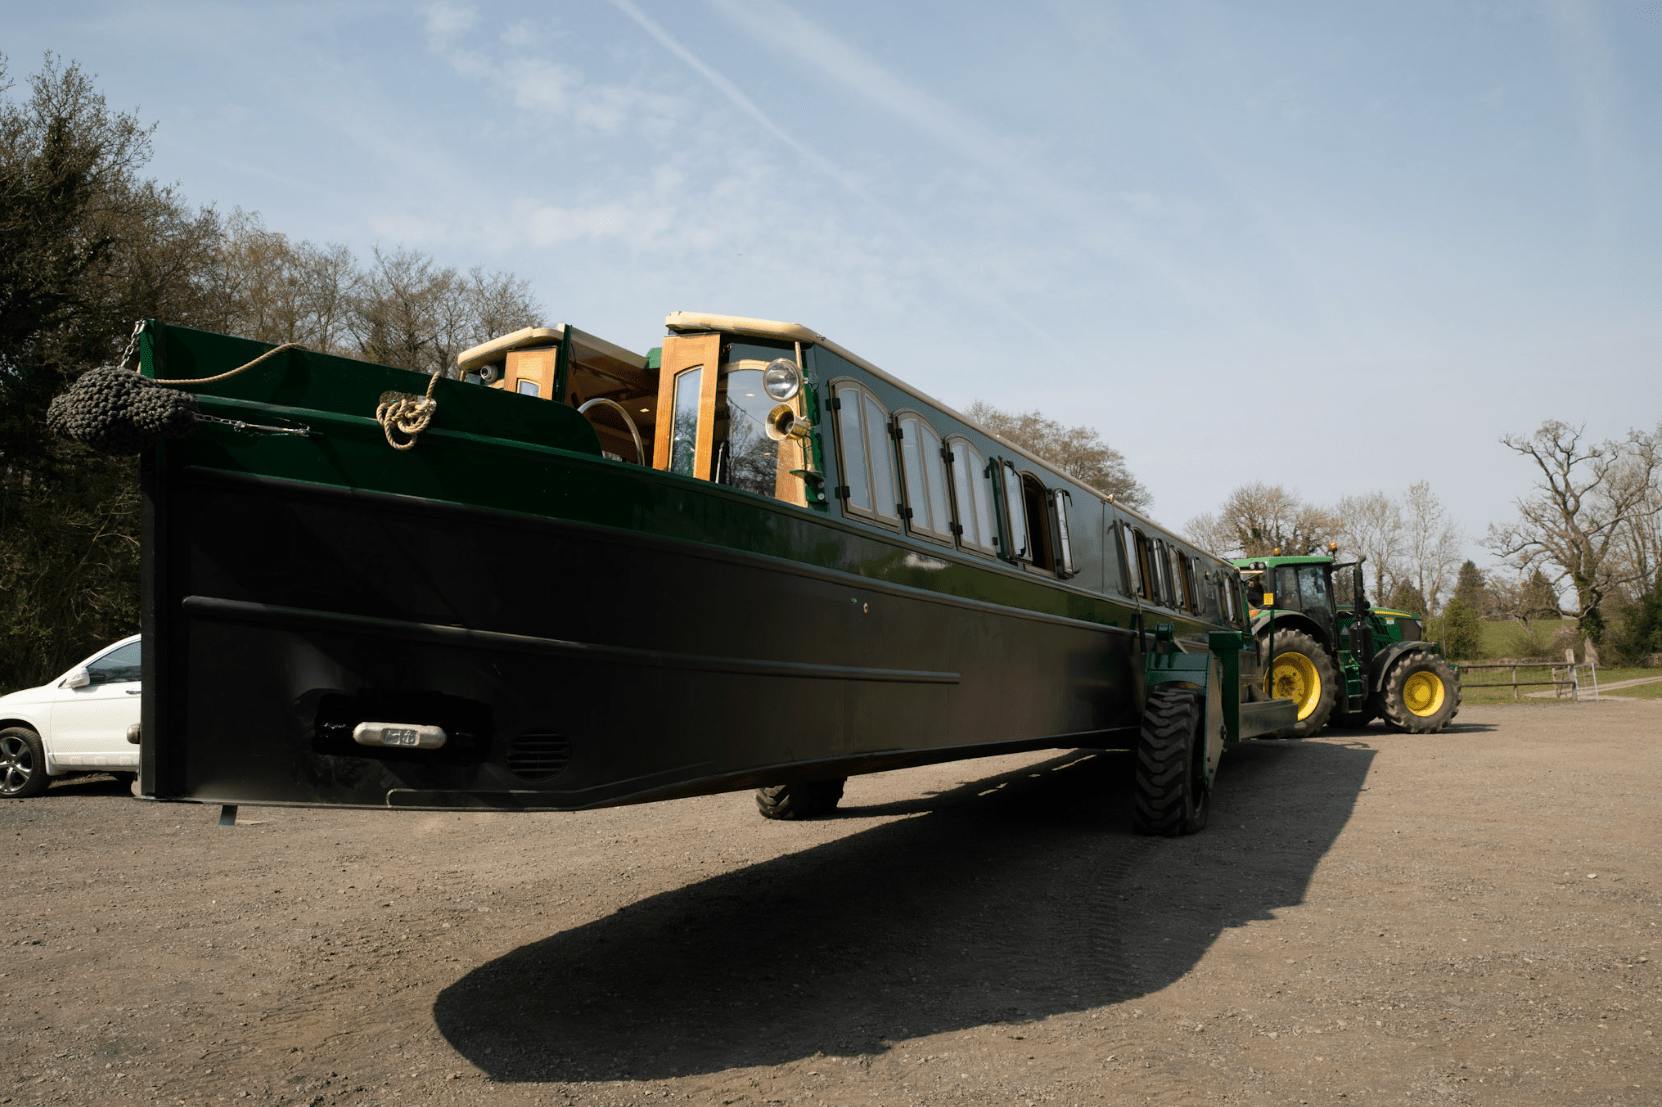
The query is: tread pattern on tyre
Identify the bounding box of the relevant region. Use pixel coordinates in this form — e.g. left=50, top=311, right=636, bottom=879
left=755, top=778, right=846, bottom=820
left=1260, top=627, right=1339, bottom=739
left=1380, top=650, right=1462, bottom=734
left=0, top=727, right=49, bottom=799
left=1133, top=686, right=1207, bottom=837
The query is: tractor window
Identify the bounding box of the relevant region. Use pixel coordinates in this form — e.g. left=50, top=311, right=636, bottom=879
left=1274, top=567, right=1299, bottom=610
left=1296, top=566, right=1333, bottom=618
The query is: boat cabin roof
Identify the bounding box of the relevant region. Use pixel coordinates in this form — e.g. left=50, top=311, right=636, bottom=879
left=456, top=325, right=648, bottom=375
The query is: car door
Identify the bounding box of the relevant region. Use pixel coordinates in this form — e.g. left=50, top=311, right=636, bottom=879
left=47, top=640, right=142, bottom=770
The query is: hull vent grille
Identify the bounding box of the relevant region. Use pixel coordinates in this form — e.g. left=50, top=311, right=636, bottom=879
left=507, top=734, right=571, bottom=780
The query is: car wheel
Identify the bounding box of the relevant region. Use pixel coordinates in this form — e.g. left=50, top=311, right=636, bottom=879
left=0, top=727, right=50, bottom=799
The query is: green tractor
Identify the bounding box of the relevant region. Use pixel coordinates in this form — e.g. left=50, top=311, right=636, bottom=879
left=1230, top=551, right=1461, bottom=738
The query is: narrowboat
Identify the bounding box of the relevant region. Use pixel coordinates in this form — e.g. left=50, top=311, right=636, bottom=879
left=117, top=313, right=1291, bottom=833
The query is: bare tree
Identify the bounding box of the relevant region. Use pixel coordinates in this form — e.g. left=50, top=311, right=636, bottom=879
left=1184, top=483, right=1335, bottom=559
left=1402, top=481, right=1462, bottom=613
left=1486, top=420, right=1662, bottom=647
left=1334, top=491, right=1404, bottom=599
left=965, top=401, right=1149, bottom=510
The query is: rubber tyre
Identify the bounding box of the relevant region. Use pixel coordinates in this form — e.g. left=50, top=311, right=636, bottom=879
left=1132, top=686, right=1210, bottom=837
left=0, top=727, right=50, bottom=799
left=755, top=778, right=846, bottom=820
left=1259, top=628, right=1339, bottom=739
left=1380, top=651, right=1461, bottom=733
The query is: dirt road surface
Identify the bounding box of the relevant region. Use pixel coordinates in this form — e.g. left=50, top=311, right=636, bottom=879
left=3, top=702, right=1658, bottom=1106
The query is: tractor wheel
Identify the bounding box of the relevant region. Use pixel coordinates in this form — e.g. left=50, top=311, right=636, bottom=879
left=1132, top=685, right=1210, bottom=836
left=1259, top=629, right=1339, bottom=739
left=755, top=778, right=846, bottom=820
left=1380, top=651, right=1461, bottom=733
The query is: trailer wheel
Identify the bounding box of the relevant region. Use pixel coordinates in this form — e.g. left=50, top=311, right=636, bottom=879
left=0, top=727, right=50, bottom=799
left=755, top=778, right=846, bottom=820
left=1259, top=629, right=1338, bottom=738
left=1132, top=686, right=1210, bottom=837
left=1380, top=651, right=1461, bottom=733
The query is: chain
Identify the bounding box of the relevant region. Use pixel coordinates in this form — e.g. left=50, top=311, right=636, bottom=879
left=118, top=320, right=147, bottom=373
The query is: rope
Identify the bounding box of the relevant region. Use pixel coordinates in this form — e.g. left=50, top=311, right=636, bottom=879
left=145, top=342, right=305, bottom=386
left=375, top=368, right=442, bottom=451
left=126, top=332, right=442, bottom=452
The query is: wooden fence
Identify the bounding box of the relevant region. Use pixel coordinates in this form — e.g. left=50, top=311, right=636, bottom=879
left=1456, top=650, right=1600, bottom=702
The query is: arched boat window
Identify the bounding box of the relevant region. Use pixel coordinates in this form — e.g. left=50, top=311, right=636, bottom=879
left=668, top=366, right=702, bottom=477
left=1052, top=489, right=1077, bottom=578
left=999, top=460, right=1029, bottom=562
left=896, top=412, right=953, bottom=544
left=830, top=380, right=900, bottom=525
left=947, top=436, right=996, bottom=555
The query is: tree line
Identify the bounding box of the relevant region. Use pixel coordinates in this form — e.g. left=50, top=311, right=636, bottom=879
left=0, top=55, right=541, bottom=688
left=1184, top=418, right=1662, bottom=663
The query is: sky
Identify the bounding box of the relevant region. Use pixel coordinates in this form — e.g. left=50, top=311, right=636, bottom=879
left=8, top=1, right=1660, bottom=564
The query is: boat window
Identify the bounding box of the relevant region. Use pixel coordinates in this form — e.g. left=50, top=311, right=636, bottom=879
left=1018, top=473, right=1055, bottom=571
left=896, top=412, right=952, bottom=543
left=715, top=364, right=781, bottom=497
left=1053, top=489, right=1076, bottom=577
left=947, top=437, right=996, bottom=555
left=515, top=378, right=540, bottom=397
left=1174, top=549, right=1197, bottom=612
left=668, top=366, right=702, bottom=477
left=831, top=381, right=900, bottom=524
left=1000, top=460, right=1029, bottom=561
left=1151, top=539, right=1173, bottom=606
left=1133, top=528, right=1157, bottom=599
left=1115, top=520, right=1137, bottom=594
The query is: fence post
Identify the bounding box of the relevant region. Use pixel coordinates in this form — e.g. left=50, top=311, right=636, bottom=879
left=1565, top=648, right=1579, bottom=702
left=1512, top=664, right=1519, bottom=703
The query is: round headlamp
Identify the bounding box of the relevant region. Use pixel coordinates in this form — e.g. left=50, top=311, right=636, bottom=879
left=762, top=358, right=802, bottom=402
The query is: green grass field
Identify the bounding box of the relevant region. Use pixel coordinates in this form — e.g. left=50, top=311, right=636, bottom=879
left=1473, top=616, right=1572, bottom=659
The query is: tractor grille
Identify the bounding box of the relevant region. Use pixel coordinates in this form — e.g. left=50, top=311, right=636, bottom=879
left=506, top=734, right=571, bottom=780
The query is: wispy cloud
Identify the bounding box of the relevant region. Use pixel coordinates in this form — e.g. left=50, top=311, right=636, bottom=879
left=421, top=1, right=680, bottom=134
left=697, top=0, right=1266, bottom=338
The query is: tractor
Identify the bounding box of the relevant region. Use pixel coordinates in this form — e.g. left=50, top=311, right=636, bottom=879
left=1230, top=550, right=1460, bottom=738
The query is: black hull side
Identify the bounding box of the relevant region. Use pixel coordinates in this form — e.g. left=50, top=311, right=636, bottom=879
left=145, top=468, right=1145, bottom=810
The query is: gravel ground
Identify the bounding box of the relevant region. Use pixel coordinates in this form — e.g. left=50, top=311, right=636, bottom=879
left=2, top=702, right=1658, bottom=1106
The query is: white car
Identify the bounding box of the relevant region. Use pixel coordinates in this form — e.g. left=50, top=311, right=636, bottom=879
left=0, top=635, right=142, bottom=798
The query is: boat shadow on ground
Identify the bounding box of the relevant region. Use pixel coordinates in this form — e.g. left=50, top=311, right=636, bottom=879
left=433, top=739, right=1374, bottom=1082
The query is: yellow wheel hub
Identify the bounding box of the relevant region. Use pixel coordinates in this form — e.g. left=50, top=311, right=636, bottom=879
left=1271, top=651, right=1322, bottom=720
left=1402, top=671, right=1446, bottom=717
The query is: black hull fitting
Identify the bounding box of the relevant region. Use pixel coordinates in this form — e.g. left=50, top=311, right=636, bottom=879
left=144, top=467, right=1146, bottom=810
